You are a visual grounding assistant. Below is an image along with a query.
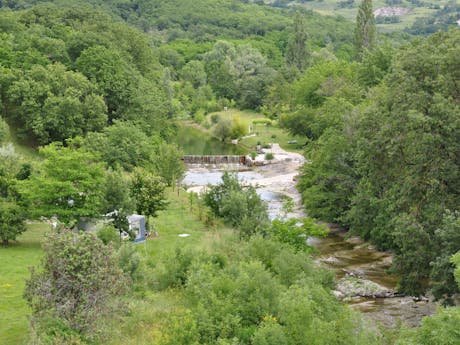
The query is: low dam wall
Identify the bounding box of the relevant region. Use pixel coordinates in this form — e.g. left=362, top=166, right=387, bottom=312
left=183, top=155, right=248, bottom=166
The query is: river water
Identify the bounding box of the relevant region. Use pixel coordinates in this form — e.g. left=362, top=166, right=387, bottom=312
left=183, top=158, right=437, bottom=328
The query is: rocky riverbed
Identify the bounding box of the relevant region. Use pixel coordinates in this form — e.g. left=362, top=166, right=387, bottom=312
left=183, top=143, right=438, bottom=327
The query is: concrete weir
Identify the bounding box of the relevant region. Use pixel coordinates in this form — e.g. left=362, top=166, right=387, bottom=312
left=183, top=155, right=249, bottom=166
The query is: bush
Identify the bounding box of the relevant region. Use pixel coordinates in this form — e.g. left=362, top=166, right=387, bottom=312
left=97, top=225, right=120, bottom=246
left=25, top=231, right=128, bottom=338
left=118, top=243, right=143, bottom=281
left=213, top=118, right=232, bottom=141
left=265, top=153, right=274, bottom=160
left=154, top=247, right=195, bottom=290
left=210, top=113, right=221, bottom=124
left=230, top=116, right=246, bottom=139
left=204, top=172, right=269, bottom=238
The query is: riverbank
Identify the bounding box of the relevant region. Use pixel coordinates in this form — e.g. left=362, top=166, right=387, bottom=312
left=182, top=143, right=438, bottom=327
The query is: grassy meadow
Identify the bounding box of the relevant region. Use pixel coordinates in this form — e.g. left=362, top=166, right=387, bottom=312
left=0, top=189, right=234, bottom=345
left=206, top=109, right=305, bottom=153
left=0, top=223, right=48, bottom=345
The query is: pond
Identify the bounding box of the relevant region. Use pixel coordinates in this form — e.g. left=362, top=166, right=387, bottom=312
left=173, top=125, right=247, bottom=155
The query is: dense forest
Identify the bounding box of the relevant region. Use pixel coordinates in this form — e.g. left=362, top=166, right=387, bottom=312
left=0, top=0, right=459, bottom=344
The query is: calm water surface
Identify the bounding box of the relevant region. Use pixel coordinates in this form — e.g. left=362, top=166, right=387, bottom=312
left=174, top=126, right=246, bottom=155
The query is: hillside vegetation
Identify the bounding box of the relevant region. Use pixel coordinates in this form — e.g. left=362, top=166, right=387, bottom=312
left=0, top=0, right=459, bottom=344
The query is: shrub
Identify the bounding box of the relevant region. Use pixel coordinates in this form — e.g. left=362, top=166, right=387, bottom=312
left=97, top=225, right=120, bottom=246
left=265, top=153, right=274, bottom=160
left=118, top=244, right=143, bottom=281
left=210, top=113, right=221, bottom=124
left=25, top=231, right=128, bottom=338
left=204, top=172, right=269, bottom=238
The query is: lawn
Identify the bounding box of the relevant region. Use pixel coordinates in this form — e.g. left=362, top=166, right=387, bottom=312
left=206, top=109, right=305, bottom=153
left=105, top=189, right=235, bottom=345
left=146, top=188, right=221, bottom=260
left=0, top=189, right=232, bottom=345
left=0, top=222, right=48, bottom=345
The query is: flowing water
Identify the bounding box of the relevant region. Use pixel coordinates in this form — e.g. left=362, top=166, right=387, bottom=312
left=183, top=162, right=437, bottom=328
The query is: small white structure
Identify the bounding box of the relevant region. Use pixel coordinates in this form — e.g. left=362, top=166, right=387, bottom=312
left=127, top=214, right=146, bottom=243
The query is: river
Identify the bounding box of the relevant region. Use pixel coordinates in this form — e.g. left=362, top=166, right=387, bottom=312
left=180, top=137, right=437, bottom=327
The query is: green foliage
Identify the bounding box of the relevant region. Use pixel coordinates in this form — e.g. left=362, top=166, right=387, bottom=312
left=396, top=307, right=460, bottom=345
left=130, top=169, right=168, bottom=221
left=285, top=11, right=309, bottom=71
left=97, top=224, right=119, bottom=246
left=0, top=199, right=26, bottom=246
left=151, top=142, right=185, bottom=187
left=264, top=152, right=274, bottom=160
left=429, top=211, right=460, bottom=300
left=252, top=319, right=287, bottom=345
left=204, top=172, right=269, bottom=238
left=151, top=234, right=376, bottom=345
left=266, top=218, right=327, bottom=252
left=357, top=42, right=394, bottom=87
left=296, top=29, right=460, bottom=297
left=4, top=63, right=107, bottom=144
left=159, top=309, right=200, bottom=345
left=180, top=60, right=207, bottom=89
left=84, top=121, right=155, bottom=171
left=101, top=168, right=133, bottom=214
left=298, top=128, right=357, bottom=223
left=354, top=0, right=376, bottom=58
left=213, top=117, right=233, bottom=141
left=24, top=230, right=128, bottom=339
left=204, top=41, right=276, bottom=109
left=19, top=143, right=106, bottom=225
left=347, top=30, right=460, bottom=294
left=117, top=243, right=143, bottom=281
left=154, top=247, right=195, bottom=290
left=0, top=5, right=173, bottom=145
left=0, top=116, right=9, bottom=143
left=451, top=252, right=460, bottom=288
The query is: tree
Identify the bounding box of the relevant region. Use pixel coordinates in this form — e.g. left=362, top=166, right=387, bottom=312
left=354, top=0, right=376, bottom=58
left=4, top=63, right=107, bottom=144
left=75, top=45, right=134, bottom=121
left=83, top=121, right=155, bottom=171
left=102, top=168, right=133, bottom=214
left=19, top=143, right=106, bottom=225
left=346, top=30, right=460, bottom=295
left=0, top=200, right=26, bottom=246
left=204, top=41, right=276, bottom=109
left=130, top=169, right=168, bottom=230
left=24, top=231, right=128, bottom=339
left=212, top=117, right=233, bottom=141
left=204, top=172, right=269, bottom=238
left=285, top=12, right=309, bottom=71
left=180, top=60, right=207, bottom=88
left=151, top=142, right=185, bottom=187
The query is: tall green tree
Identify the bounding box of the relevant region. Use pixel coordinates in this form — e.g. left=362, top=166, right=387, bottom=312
left=151, top=142, right=185, bottom=187
left=0, top=200, right=26, bottom=246
left=19, top=143, right=106, bottom=225
left=130, top=169, right=168, bottom=231
left=354, top=0, right=376, bottom=58
left=347, top=30, right=460, bottom=295
left=285, top=12, right=309, bottom=71
left=3, top=64, right=107, bottom=144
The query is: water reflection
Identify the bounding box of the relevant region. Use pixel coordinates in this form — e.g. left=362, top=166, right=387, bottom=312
left=174, top=126, right=246, bottom=155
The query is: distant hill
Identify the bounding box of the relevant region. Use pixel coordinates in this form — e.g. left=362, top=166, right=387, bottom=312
left=249, top=0, right=459, bottom=33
